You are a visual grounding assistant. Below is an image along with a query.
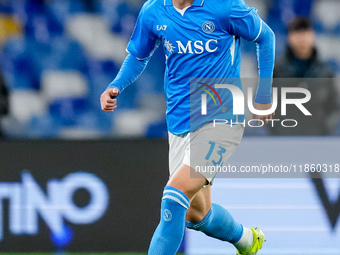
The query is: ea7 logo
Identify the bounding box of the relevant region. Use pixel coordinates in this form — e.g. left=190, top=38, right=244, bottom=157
left=157, top=25, right=167, bottom=31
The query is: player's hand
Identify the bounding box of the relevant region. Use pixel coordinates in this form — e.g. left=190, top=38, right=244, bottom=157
left=252, top=102, right=275, bottom=125
left=100, top=88, right=119, bottom=112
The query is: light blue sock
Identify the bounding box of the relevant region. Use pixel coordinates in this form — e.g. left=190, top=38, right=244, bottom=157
left=148, top=186, right=190, bottom=255
left=186, top=203, right=243, bottom=243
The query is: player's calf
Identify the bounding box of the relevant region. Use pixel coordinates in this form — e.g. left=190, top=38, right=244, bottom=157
left=148, top=186, right=190, bottom=255
left=185, top=184, right=211, bottom=222
left=185, top=203, right=263, bottom=254
left=186, top=203, right=243, bottom=243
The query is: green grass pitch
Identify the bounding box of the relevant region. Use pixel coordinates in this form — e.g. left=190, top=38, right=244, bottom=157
left=0, top=254, right=148, bottom=255
left=0, top=253, right=147, bottom=255
left=0, top=254, right=185, bottom=255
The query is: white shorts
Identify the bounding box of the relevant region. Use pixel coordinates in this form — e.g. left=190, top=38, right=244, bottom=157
left=168, top=123, right=244, bottom=183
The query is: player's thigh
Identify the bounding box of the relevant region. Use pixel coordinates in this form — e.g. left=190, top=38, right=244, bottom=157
left=190, top=123, right=244, bottom=182
left=167, top=163, right=207, bottom=200
left=167, top=124, right=243, bottom=200
left=186, top=185, right=211, bottom=222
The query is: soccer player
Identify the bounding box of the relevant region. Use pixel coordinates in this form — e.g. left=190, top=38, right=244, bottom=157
left=100, top=0, right=275, bottom=254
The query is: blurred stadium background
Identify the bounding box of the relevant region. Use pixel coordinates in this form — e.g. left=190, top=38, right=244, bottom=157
left=0, top=0, right=340, bottom=138
left=0, top=0, right=339, bottom=254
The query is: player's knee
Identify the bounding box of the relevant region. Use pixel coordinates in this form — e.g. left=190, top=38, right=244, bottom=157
left=166, top=181, right=201, bottom=200
left=167, top=165, right=207, bottom=199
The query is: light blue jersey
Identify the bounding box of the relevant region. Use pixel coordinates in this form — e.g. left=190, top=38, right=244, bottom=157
left=126, top=0, right=267, bottom=135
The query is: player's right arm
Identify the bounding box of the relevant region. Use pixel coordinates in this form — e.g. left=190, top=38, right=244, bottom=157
left=100, top=1, right=158, bottom=113
left=100, top=54, right=149, bottom=112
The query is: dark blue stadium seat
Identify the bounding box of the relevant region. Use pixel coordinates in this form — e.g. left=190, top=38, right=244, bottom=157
left=49, top=97, right=88, bottom=126
left=0, top=38, right=40, bottom=89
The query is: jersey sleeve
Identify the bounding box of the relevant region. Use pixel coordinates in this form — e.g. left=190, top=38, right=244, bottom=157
left=227, top=0, right=262, bottom=41
left=126, top=4, right=159, bottom=60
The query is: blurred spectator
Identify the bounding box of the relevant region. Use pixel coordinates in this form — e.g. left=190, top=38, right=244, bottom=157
left=0, top=68, right=9, bottom=138
left=271, top=16, right=339, bottom=135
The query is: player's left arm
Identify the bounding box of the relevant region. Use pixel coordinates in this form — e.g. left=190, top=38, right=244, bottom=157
left=253, top=21, right=276, bottom=124
left=227, top=0, right=276, bottom=124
